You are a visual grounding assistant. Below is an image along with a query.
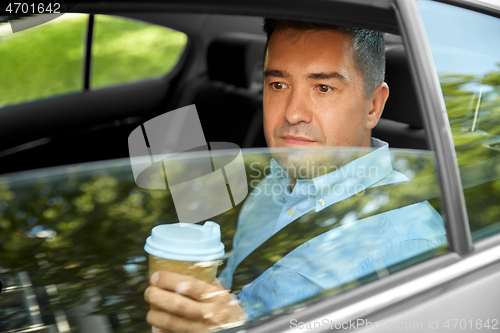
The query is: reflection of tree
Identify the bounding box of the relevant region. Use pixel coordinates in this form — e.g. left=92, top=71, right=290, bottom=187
left=439, top=66, right=500, bottom=238
left=482, top=66, right=500, bottom=92
left=1, top=169, right=155, bottom=332
left=0, top=160, right=251, bottom=332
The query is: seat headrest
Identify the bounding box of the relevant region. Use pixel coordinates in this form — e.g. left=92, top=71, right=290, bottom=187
left=207, top=33, right=266, bottom=89
left=383, top=45, right=423, bottom=129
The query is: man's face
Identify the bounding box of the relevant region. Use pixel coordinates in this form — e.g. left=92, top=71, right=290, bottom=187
left=263, top=28, right=378, bottom=151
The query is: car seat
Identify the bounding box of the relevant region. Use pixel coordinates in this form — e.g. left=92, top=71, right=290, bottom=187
left=373, top=45, right=429, bottom=150
left=173, top=32, right=266, bottom=149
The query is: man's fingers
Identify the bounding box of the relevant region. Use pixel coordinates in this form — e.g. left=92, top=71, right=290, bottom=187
left=150, top=271, right=222, bottom=301
left=145, top=271, right=246, bottom=330
left=145, top=286, right=207, bottom=321
left=147, top=309, right=211, bottom=333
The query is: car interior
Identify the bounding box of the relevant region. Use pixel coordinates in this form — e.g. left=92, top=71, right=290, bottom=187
left=2, top=3, right=500, bottom=332
left=0, top=11, right=428, bottom=175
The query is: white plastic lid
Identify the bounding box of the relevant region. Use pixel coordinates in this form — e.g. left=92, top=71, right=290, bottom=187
left=144, top=221, right=225, bottom=261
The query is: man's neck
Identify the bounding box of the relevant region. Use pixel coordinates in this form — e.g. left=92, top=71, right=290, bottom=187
left=285, top=137, right=376, bottom=192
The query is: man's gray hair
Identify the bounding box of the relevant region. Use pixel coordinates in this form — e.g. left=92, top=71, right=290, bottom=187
left=263, top=18, right=385, bottom=98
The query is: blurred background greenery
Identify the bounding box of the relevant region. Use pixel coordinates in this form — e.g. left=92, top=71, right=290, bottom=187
left=439, top=69, right=500, bottom=239
left=0, top=154, right=265, bottom=332
left=0, top=14, right=187, bottom=107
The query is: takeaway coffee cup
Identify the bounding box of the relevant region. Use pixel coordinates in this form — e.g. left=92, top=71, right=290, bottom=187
left=144, top=221, right=225, bottom=284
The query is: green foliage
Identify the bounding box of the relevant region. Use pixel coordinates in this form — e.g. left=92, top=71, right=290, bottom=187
left=0, top=155, right=260, bottom=332
left=438, top=67, right=500, bottom=238
left=0, top=15, right=87, bottom=106
left=482, top=64, right=500, bottom=89
left=91, top=15, right=187, bottom=89
left=0, top=166, right=162, bottom=332
left=0, top=14, right=187, bottom=107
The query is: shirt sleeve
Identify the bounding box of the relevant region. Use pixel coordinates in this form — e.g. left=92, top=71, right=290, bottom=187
left=237, top=265, right=323, bottom=319
left=365, top=238, right=443, bottom=276
left=358, top=202, right=447, bottom=275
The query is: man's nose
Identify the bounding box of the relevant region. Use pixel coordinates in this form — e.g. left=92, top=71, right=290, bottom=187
left=284, top=88, right=313, bottom=125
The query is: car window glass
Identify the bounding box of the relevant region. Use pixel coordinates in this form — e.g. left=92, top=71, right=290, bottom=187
left=0, top=14, right=87, bottom=108
left=90, top=15, right=188, bottom=90
left=419, top=0, right=500, bottom=241
left=0, top=147, right=448, bottom=332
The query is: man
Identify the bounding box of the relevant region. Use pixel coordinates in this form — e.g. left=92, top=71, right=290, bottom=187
left=144, top=19, right=447, bottom=331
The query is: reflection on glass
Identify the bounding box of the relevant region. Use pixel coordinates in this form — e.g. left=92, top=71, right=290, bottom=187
left=91, top=15, right=188, bottom=89
left=0, top=147, right=447, bottom=332
left=419, top=0, right=500, bottom=241
left=219, top=146, right=447, bottom=319
left=0, top=14, right=87, bottom=107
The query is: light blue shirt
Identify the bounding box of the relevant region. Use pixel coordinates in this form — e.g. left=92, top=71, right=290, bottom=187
left=218, top=139, right=447, bottom=319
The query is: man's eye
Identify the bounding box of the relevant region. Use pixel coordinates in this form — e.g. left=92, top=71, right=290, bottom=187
left=317, top=85, right=333, bottom=93
left=271, top=82, right=287, bottom=90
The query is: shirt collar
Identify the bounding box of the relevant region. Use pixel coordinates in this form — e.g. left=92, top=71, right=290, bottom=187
left=269, top=138, right=393, bottom=211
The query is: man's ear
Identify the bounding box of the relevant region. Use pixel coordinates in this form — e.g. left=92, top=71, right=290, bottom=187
left=366, top=82, right=389, bottom=130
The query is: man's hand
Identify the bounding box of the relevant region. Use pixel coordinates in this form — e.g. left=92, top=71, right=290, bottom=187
left=144, top=271, right=247, bottom=332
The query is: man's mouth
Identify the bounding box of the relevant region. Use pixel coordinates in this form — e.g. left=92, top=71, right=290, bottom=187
left=281, top=135, right=316, bottom=146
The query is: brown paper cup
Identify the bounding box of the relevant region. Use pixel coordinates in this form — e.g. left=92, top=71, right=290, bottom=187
left=144, top=222, right=225, bottom=322
left=149, top=255, right=220, bottom=283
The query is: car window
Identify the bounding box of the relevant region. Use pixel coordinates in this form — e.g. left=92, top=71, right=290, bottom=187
left=0, top=146, right=448, bottom=332
left=418, top=0, right=500, bottom=241
left=0, top=14, right=188, bottom=108
left=90, top=15, right=188, bottom=89
left=0, top=14, right=87, bottom=108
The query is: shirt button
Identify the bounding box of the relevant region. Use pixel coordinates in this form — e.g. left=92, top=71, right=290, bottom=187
left=319, top=199, right=326, bottom=206
left=241, top=300, right=248, bottom=308
left=288, top=208, right=296, bottom=217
